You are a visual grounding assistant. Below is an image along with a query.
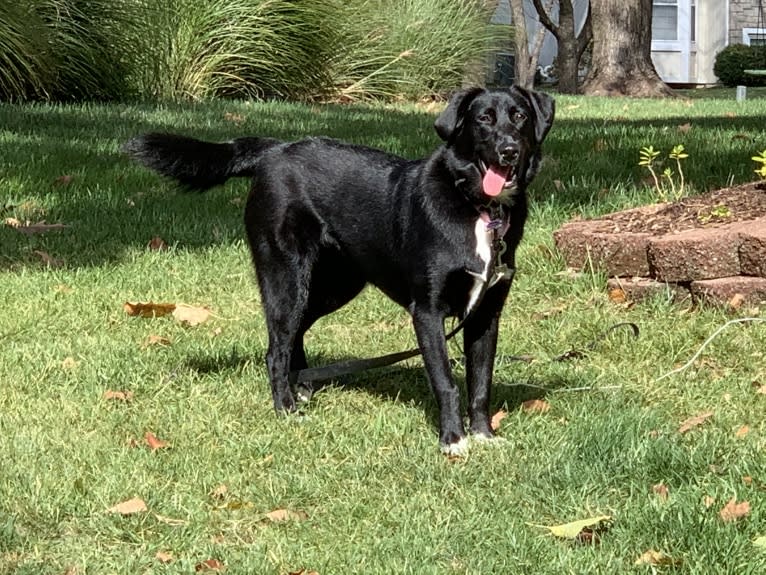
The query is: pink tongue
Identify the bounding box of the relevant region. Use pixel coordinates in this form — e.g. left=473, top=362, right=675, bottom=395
left=482, top=165, right=510, bottom=197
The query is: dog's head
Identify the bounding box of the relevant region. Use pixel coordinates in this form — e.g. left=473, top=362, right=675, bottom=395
left=435, top=86, right=555, bottom=203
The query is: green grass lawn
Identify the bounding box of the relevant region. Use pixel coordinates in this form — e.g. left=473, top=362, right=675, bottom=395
left=1, top=88, right=765, bottom=574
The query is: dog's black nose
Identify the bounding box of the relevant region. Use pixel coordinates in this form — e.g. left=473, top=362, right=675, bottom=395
left=499, top=145, right=519, bottom=164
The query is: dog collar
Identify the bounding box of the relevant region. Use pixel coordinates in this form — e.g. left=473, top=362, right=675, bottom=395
left=479, top=205, right=514, bottom=289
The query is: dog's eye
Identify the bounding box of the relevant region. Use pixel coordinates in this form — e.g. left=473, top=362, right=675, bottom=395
left=478, top=111, right=495, bottom=124
left=512, top=111, right=527, bottom=123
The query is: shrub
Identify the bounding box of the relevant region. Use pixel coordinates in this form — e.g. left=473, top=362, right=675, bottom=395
left=327, top=0, right=500, bottom=101
left=127, top=0, right=338, bottom=101
left=713, top=44, right=766, bottom=87
left=0, top=3, right=50, bottom=100
left=0, top=0, right=145, bottom=101
left=1, top=0, right=500, bottom=102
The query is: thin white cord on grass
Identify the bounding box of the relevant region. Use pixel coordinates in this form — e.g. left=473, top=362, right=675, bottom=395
left=655, top=317, right=766, bottom=382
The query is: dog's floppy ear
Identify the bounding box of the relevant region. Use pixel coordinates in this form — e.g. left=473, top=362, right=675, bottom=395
left=434, top=87, right=485, bottom=142
left=513, top=86, right=555, bottom=145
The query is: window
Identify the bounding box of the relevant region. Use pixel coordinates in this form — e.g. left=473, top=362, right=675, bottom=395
left=690, top=0, right=695, bottom=43
left=652, top=0, right=678, bottom=42
left=743, top=28, right=766, bottom=47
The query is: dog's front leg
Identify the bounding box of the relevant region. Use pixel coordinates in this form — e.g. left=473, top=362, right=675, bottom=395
left=411, top=306, right=466, bottom=454
left=463, top=283, right=510, bottom=439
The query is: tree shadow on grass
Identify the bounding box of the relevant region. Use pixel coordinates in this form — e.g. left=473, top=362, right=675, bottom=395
left=0, top=100, right=439, bottom=270
left=183, top=346, right=574, bottom=435
left=4, top=97, right=766, bottom=271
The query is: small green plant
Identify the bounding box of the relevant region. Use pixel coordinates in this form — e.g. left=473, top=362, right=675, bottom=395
left=752, top=149, right=766, bottom=180
left=639, top=144, right=688, bottom=202
left=698, top=204, right=732, bottom=224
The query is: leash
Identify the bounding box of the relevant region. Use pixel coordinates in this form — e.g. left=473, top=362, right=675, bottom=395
left=292, top=208, right=512, bottom=385
left=290, top=200, right=640, bottom=385
left=293, top=318, right=640, bottom=384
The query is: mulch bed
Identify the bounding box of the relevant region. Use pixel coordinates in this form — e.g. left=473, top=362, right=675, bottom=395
left=578, top=181, right=766, bottom=235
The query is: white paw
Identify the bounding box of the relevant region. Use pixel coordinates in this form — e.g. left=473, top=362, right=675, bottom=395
left=440, top=436, right=470, bottom=457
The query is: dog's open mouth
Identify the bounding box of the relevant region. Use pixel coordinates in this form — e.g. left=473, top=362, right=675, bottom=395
left=479, top=160, right=517, bottom=197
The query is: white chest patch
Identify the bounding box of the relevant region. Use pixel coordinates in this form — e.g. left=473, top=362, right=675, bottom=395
left=465, top=218, right=493, bottom=315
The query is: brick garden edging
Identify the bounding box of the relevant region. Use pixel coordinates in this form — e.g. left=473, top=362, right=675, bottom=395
left=553, top=204, right=766, bottom=307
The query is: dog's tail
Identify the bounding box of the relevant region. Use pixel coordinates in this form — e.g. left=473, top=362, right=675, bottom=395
left=122, top=132, right=281, bottom=191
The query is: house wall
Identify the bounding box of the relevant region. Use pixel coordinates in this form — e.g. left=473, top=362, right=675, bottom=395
left=696, top=0, right=729, bottom=84
left=729, top=0, right=763, bottom=44
left=652, top=51, right=687, bottom=84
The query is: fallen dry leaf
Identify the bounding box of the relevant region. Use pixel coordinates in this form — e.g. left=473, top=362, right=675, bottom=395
left=652, top=483, right=669, bottom=501
left=144, top=334, right=171, bottom=347
left=265, top=508, right=308, bottom=523
left=753, top=381, right=766, bottom=395
left=703, top=495, right=716, bottom=508
left=288, top=570, right=320, bottom=575
left=635, top=549, right=680, bottom=566
left=54, top=174, right=74, bottom=186
left=33, top=250, right=63, bottom=268
left=210, top=484, right=228, bottom=500
left=608, top=288, right=627, bottom=304
left=173, top=304, right=211, bottom=326
left=521, top=399, right=550, bottom=413
left=145, top=431, right=170, bottom=451
left=719, top=497, right=750, bottom=522
left=154, top=513, right=187, bottom=526
left=677, top=122, right=692, bottom=134
left=490, top=410, right=507, bottom=431
left=147, top=236, right=169, bottom=251
left=729, top=293, right=746, bottom=310
left=155, top=551, right=173, bottom=563
left=225, top=500, right=255, bottom=510
left=104, top=390, right=134, bottom=402
left=532, top=304, right=567, bottom=320
left=107, top=497, right=147, bottom=515
left=743, top=476, right=753, bottom=485
left=223, top=112, right=245, bottom=124
left=530, top=515, right=611, bottom=539
left=195, top=558, right=225, bottom=572
left=12, top=221, right=68, bottom=234
left=735, top=424, right=750, bottom=438
left=678, top=411, right=713, bottom=434
left=754, top=535, right=766, bottom=549
left=124, top=301, right=176, bottom=318
left=61, top=356, right=79, bottom=370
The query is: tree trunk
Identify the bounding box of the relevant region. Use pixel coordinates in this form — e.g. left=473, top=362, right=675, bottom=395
left=532, top=0, right=590, bottom=94
left=582, top=0, right=674, bottom=97
left=509, top=0, right=533, bottom=88
left=555, top=2, right=579, bottom=93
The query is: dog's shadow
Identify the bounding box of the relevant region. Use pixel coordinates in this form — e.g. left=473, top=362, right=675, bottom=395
left=184, top=349, right=574, bottom=431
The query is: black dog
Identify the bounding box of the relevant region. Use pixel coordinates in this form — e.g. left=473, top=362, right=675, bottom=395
left=124, top=86, right=554, bottom=454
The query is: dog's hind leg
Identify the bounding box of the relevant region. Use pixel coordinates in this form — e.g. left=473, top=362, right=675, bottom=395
left=291, top=250, right=367, bottom=403
left=253, top=239, right=318, bottom=414
left=260, top=273, right=310, bottom=413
